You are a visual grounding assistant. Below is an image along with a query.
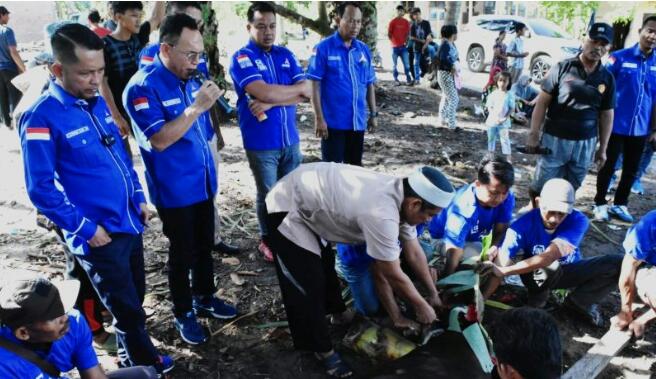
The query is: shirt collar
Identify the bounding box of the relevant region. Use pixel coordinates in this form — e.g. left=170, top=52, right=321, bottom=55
left=632, top=43, right=654, bottom=59
left=47, top=80, right=98, bottom=109
left=331, top=30, right=356, bottom=50
left=246, top=39, right=276, bottom=55
left=152, top=53, right=185, bottom=85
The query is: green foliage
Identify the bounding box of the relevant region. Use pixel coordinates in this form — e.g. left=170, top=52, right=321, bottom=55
left=540, top=1, right=599, bottom=34
left=233, top=2, right=249, bottom=18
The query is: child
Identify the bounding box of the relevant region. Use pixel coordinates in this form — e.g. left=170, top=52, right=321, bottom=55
left=485, top=71, right=514, bottom=162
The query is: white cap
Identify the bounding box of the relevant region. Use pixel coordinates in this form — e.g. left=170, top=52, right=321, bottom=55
left=408, top=167, right=455, bottom=208
left=539, top=178, right=575, bottom=214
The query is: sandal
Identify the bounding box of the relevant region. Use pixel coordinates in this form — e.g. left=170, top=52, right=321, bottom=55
left=315, top=351, right=353, bottom=378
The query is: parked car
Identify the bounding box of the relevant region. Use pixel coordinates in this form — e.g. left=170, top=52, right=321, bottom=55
left=457, top=15, right=581, bottom=82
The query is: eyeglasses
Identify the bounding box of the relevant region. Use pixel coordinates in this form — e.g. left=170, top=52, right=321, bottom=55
left=169, top=44, right=203, bottom=63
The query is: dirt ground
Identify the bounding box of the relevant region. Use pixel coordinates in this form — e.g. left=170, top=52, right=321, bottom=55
left=0, top=69, right=655, bottom=378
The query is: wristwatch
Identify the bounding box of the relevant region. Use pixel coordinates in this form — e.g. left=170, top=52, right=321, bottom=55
left=370, top=111, right=379, bottom=118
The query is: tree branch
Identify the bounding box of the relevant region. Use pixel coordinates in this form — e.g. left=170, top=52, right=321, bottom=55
left=266, top=1, right=332, bottom=36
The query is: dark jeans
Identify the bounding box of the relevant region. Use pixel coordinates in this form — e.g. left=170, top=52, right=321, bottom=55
left=157, top=198, right=216, bottom=317
left=0, top=69, right=21, bottom=127
left=520, top=255, right=623, bottom=309
left=267, top=212, right=346, bottom=352
left=321, top=129, right=365, bottom=166
left=76, top=233, right=159, bottom=367
left=595, top=134, right=647, bottom=206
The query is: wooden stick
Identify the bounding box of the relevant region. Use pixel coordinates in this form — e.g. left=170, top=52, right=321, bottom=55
left=210, top=309, right=260, bottom=337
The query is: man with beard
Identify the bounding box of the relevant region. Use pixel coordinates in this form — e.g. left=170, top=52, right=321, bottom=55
left=526, top=23, right=616, bottom=207
left=124, top=14, right=237, bottom=346
left=307, top=2, right=377, bottom=166
left=481, top=179, right=622, bottom=327
left=18, top=23, right=172, bottom=373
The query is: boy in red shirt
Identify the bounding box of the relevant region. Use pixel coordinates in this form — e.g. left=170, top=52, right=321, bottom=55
left=388, top=5, right=412, bottom=85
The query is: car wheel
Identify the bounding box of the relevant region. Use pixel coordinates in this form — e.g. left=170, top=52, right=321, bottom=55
left=467, top=46, right=485, bottom=73
left=530, top=55, right=552, bottom=84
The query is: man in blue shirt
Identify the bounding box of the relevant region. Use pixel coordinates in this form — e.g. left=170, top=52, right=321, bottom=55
left=0, top=274, right=157, bottom=379
left=229, top=2, right=310, bottom=262
left=614, top=210, right=656, bottom=337
left=124, top=14, right=237, bottom=346
left=593, top=16, right=656, bottom=223
left=19, top=24, right=171, bottom=373
left=483, top=179, right=623, bottom=326
left=307, top=2, right=378, bottom=167
left=428, top=155, right=515, bottom=276
left=0, top=6, right=25, bottom=129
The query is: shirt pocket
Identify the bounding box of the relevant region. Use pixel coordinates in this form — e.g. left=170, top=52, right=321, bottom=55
left=66, top=133, right=105, bottom=168
left=327, top=58, right=343, bottom=79
left=357, top=59, right=371, bottom=85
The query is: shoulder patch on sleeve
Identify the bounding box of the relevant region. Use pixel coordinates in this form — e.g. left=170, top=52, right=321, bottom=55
left=133, top=97, right=149, bottom=111
left=237, top=54, right=253, bottom=68
left=26, top=127, right=50, bottom=141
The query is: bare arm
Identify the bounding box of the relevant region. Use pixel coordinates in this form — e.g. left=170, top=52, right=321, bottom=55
left=595, top=109, right=614, bottom=168
left=244, top=80, right=311, bottom=105
left=9, top=46, right=25, bottom=73
left=402, top=239, right=440, bottom=301
left=99, top=77, right=126, bottom=125
left=79, top=365, right=108, bottom=379
left=498, top=243, right=561, bottom=276
left=618, top=254, right=640, bottom=320
left=526, top=90, right=552, bottom=148
left=649, top=103, right=656, bottom=143
left=311, top=80, right=328, bottom=139
left=146, top=1, right=166, bottom=31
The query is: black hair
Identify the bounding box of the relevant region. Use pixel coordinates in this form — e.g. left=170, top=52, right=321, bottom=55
left=168, top=1, right=202, bottom=14
left=441, top=24, right=458, bottom=39
left=514, top=22, right=527, bottom=33
left=396, top=5, right=405, bottom=11
left=410, top=7, right=421, bottom=15
left=0, top=6, right=9, bottom=16
left=247, top=2, right=276, bottom=23
left=642, top=15, right=656, bottom=28
left=51, top=23, right=104, bottom=64
left=477, top=153, right=514, bottom=187
left=110, top=1, right=143, bottom=15
left=494, top=70, right=512, bottom=91
left=402, top=167, right=454, bottom=210
left=337, top=2, right=361, bottom=18
left=490, top=307, right=562, bottom=379
left=87, top=9, right=102, bottom=24
left=159, top=13, right=199, bottom=45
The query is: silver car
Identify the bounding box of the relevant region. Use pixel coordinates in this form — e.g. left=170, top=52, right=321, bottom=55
left=458, top=15, right=581, bottom=82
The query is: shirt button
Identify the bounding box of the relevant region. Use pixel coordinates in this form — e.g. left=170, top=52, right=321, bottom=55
left=82, top=139, right=87, bottom=144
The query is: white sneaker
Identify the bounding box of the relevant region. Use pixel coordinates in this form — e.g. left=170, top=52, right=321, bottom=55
left=593, top=204, right=609, bottom=222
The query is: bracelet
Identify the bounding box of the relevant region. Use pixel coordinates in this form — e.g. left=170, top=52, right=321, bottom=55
left=370, top=111, right=379, bottom=118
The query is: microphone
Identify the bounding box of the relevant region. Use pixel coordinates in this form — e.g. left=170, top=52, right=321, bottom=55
left=189, top=69, right=235, bottom=117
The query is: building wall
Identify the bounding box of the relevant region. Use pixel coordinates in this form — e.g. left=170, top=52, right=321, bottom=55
left=4, top=2, right=58, bottom=44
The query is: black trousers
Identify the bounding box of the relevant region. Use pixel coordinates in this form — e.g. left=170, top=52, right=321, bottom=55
left=158, top=198, right=216, bottom=317
left=0, top=69, right=21, bottom=127
left=267, top=212, right=346, bottom=353
left=595, top=133, right=647, bottom=206
left=321, top=129, right=365, bottom=166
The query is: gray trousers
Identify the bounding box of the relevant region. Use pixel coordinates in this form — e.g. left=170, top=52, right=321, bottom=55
left=520, top=254, right=623, bottom=308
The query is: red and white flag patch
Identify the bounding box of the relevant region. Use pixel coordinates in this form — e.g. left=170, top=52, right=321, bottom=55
left=133, top=97, right=150, bottom=111
left=26, top=127, right=50, bottom=141
left=237, top=54, right=253, bottom=68
left=140, top=56, right=154, bottom=65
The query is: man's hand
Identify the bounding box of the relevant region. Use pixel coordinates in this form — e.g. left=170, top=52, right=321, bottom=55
left=613, top=310, right=633, bottom=330
left=315, top=117, right=329, bottom=139
left=427, top=292, right=444, bottom=310
left=88, top=225, right=111, bottom=248
left=367, top=116, right=377, bottom=133
left=475, top=261, right=505, bottom=278
left=415, top=300, right=437, bottom=324
left=392, top=316, right=421, bottom=333
left=113, top=114, right=131, bottom=137
left=297, top=81, right=312, bottom=99
left=526, top=131, right=540, bottom=153
left=249, top=100, right=273, bottom=118
left=595, top=147, right=607, bottom=169
left=139, top=203, right=150, bottom=226
left=529, top=98, right=537, bottom=107
left=192, top=81, right=224, bottom=113
left=486, top=246, right=499, bottom=261
left=648, top=131, right=656, bottom=146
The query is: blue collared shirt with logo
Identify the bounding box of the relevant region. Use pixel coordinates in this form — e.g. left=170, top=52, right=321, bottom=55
left=124, top=54, right=217, bottom=208
left=605, top=43, right=656, bottom=137
left=229, top=39, right=305, bottom=151
left=623, top=209, right=656, bottom=265
left=307, top=31, right=376, bottom=131
left=19, top=81, right=145, bottom=255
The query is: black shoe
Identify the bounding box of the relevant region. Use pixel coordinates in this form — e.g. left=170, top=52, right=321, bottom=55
left=213, top=241, right=241, bottom=255
left=563, top=298, right=604, bottom=327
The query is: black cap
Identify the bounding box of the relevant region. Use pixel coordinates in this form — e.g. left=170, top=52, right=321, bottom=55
left=0, top=275, right=79, bottom=329
left=0, top=6, right=9, bottom=16
left=588, top=22, right=613, bottom=44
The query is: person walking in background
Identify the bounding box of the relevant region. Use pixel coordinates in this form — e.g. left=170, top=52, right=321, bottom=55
left=436, top=24, right=459, bottom=130
left=593, top=16, right=656, bottom=223
left=388, top=5, right=412, bottom=86
left=408, top=8, right=435, bottom=85
left=88, top=9, right=111, bottom=38
left=0, top=6, right=24, bottom=129
left=486, top=71, right=514, bottom=162
left=485, top=30, right=508, bottom=89
left=507, top=22, right=529, bottom=83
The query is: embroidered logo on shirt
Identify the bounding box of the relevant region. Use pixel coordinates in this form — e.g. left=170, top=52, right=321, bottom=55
left=26, top=127, right=50, bottom=141
left=327, top=56, right=341, bottom=61
left=621, top=62, right=638, bottom=69
left=359, top=52, right=367, bottom=64
left=598, top=84, right=606, bottom=94
left=65, top=126, right=90, bottom=139
left=650, top=66, right=656, bottom=72
left=237, top=54, right=253, bottom=68
left=105, top=116, right=113, bottom=124
left=282, top=58, right=290, bottom=68
left=255, top=59, right=267, bottom=71
left=532, top=245, right=546, bottom=255
left=133, top=97, right=150, bottom=111
left=140, top=56, right=154, bottom=65
left=162, top=98, right=182, bottom=107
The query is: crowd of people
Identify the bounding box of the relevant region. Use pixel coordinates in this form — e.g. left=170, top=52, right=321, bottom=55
left=0, top=2, right=654, bottom=378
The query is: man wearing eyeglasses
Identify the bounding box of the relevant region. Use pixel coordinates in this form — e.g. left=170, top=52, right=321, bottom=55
left=229, top=2, right=311, bottom=262
left=124, top=14, right=237, bottom=346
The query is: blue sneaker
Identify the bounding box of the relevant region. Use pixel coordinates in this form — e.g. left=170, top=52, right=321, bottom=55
left=608, top=205, right=634, bottom=223
left=174, top=311, right=208, bottom=345
left=193, top=295, right=237, bottom=320
left=154, top=354, right=175, bottom=375
left=631, top=180, right=644, bottom=195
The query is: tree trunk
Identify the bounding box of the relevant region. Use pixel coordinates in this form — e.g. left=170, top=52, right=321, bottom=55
left=445, top=1, right=462, bottom=25
left=359, top=2, right=378, bottom=56
left=268, top=1, right=333, bottom=36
